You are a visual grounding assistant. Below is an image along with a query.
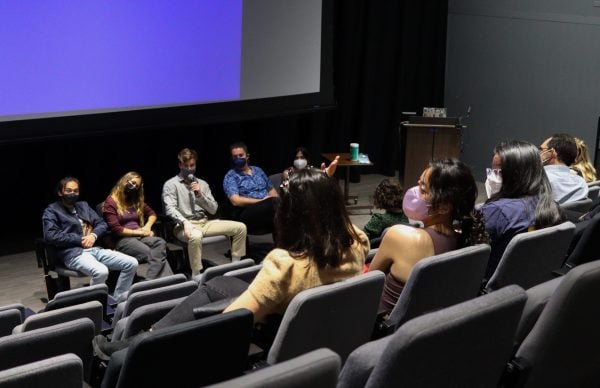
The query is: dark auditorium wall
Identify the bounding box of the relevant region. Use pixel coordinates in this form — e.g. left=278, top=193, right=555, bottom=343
left=445, top=0, right=600, bottom=180
left=0, top=1, right=449, bottom=254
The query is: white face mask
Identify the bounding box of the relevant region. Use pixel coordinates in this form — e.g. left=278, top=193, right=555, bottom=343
left=485, top=168, right=502, bottom=198
left=293, top=159, right=307, bottom=170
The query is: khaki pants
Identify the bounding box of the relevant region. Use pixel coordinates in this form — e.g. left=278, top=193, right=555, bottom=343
left=174, top=218, right=247, bottom=275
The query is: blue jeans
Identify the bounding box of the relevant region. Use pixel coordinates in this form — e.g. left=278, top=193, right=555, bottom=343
left=63, top=247, right=138, bottom=301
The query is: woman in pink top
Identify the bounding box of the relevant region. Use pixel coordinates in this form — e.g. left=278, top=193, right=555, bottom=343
left=370, top=158, right=488, bottom=313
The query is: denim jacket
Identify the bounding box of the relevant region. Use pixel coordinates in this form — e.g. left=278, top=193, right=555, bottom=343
left=42, top=201, right=108, bottom=262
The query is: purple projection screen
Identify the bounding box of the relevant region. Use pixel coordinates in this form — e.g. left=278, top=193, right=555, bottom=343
left=0, top=1, right=243, bottom=120
left=0, top=0, right=331, bottom=142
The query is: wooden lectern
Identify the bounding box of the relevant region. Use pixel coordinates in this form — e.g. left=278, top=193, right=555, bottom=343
left=400, top=117, right=464, bottom=187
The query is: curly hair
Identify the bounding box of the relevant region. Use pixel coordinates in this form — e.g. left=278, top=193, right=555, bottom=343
left=427, top=158, right=489, bottom=247
left=274, top=168, right=360, bottom=268
left=107, top=171, right=146, bottom=226
left=373, top=178, right=404, bottom=210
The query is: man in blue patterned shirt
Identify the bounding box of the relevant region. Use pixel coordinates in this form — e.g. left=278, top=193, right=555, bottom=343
left=223, top=142, right=279, bottom=234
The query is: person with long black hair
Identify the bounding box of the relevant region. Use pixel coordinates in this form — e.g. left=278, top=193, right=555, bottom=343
left=369, top=158, right=488, bottom=313
left=482, top=140, right=565, bottom=278
left=95, top=162, right=369, bottom=357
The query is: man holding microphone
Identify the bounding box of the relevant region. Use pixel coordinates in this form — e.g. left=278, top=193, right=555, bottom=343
left=162, top=148, right=247, bottom=275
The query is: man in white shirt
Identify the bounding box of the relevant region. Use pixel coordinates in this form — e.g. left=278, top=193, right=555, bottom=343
left=540, top=133, right=588, bottom=204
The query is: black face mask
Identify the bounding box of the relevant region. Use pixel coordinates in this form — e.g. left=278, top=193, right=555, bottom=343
left=124, top=183, right=139, bottom=196
left=62, top=193, right=78, bottom=206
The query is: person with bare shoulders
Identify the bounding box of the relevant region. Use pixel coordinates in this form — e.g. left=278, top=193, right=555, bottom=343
left=369, top=159, right=488, bottom=313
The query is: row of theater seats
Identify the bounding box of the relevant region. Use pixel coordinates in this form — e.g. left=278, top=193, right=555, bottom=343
left=4, top=213, right=600, bottom=386
left=0, top=258, right=599, bottom=387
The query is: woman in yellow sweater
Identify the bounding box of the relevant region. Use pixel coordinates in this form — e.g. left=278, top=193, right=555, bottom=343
left=95, top=162, right=369, bottom=357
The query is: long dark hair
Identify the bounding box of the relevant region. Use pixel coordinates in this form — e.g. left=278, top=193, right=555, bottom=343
left=488, top=140, right=564, bottom=229
left=427, top=158, right=489, bottom=247
left=274, top=168, right=360, bottom=267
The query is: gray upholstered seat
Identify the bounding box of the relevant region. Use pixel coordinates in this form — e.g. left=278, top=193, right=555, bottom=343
left=0, top=304, right=26, bottom=338
left=339, top=285, right=527, bottom=388
left=266, top=271, right=385, bottom=364
left=224, top=263, right=262, bottom=283
left=112, top=280, right=198, bottom=327
left=112, top=297, right=185, bottom=341
left=0, top=353, right=83, bottom=388
left=193, top=258, right=256, bottom=284
left=102, top=309, right=254, bottom=388
left=503, top=259, right=600, bottom=387
left=206, top=348, right=341, bottom=388
left=484, top=221, right=575, bottom=292
left=381, top=244, right=490, bottom=333
left=120, top=273, right=187, bottom=301
left=560, top=198, right=593, bottom=222
left=13, top=300, right=104, bottom=335
left=0, top=318, right=95, bottom=383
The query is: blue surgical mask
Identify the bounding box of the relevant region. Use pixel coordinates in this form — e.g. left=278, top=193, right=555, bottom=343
left=232, top=157, right=247, bottom=169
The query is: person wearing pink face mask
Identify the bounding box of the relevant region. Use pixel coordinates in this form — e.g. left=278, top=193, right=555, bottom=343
left=369, top=158, right=489, bottom=313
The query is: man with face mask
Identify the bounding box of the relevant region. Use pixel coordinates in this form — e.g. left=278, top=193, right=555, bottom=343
left=42, top=177, right=139, bottom=302
left=223, top=141, right=279, bottom=234
left=540, top=133, right=588, bottom=204
left=163, top=148, right=247, bottom=275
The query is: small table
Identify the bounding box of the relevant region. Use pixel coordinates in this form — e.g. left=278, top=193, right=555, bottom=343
left=322, top=153, right=374, bottom=209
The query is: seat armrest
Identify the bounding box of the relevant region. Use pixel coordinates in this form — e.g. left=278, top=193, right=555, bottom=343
left=371, top=311, right=395, bottom=339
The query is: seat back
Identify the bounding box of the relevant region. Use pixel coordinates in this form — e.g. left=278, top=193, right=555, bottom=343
left=485, top=221, right=575, bottom=292
left=564, top=213, right=600, bottom=268
left=269, top=173, right=283, bottom=193
left=114, top=281, right=197, bottom=325
left=110, top=309, right=253, bottom=388
left=0, top=318, right=95, bottom=382
left=387, top=244, right=490, bottom=329
left=206, top=348, right=341, bottom=388
left=193, top=259, right=256, bottom=284
left=587, top=185, right=600, bottom=204
left=343, top=285, right=526, bottom=388
left=509, top=260, right=600, bottom=387
left=224, top=263, right=262, bottom=283
left=14, top=301, right=103, bottom=335
left=560, top=198, right=593, bottom=222
left=0, top=304, right=26, bottom=322
left=0, top=353, right=83, bottom=388
left=267, top=271, right=385, bottom=364
left=0, top=310, right=22, bottom=338
left=122, top=273, right=187, bottom=300
left=112, top=297, right=185, bottom=341
left=45, top=284, right=109, bottom=320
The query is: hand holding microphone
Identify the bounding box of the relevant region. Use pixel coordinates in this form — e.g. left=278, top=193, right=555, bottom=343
left=188, top=174, right=202, bottom=197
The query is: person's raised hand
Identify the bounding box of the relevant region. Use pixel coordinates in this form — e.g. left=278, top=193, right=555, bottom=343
left=321, top=155, right=339, bottom=177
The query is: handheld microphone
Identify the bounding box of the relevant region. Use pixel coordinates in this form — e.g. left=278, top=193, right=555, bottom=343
left=187, top=174, right=195, bottom=182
